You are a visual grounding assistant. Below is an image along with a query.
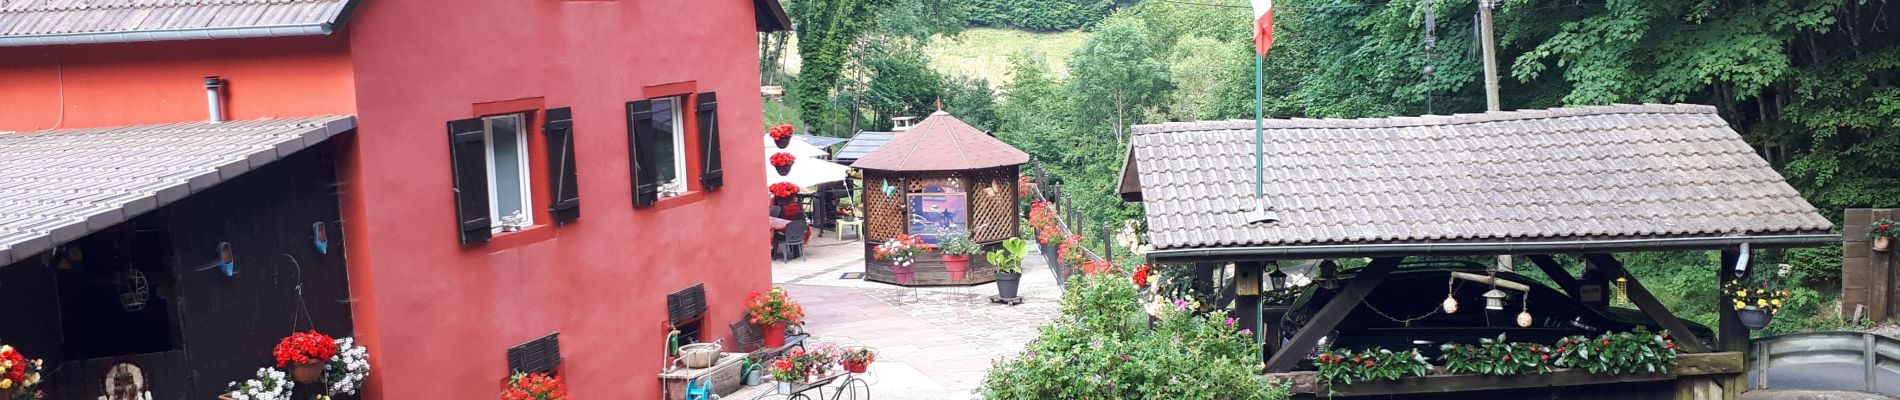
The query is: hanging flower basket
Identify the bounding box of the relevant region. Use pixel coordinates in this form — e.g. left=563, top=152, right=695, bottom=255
left=769, top=124, right=794, bottom=149
left=272, top=330, right=337, bottom=384
left=771, top=152, right=796, bottom=176
left=1872, top=219, right=1897, bottom=252
left=1739, top=306, right=1773, bottom=330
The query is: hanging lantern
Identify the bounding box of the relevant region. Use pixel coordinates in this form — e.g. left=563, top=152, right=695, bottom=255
left=1267, top=265, right=1288, bottom=291
left=1483, top=288, right=1507, bottom=311
left=1516, top=291, right=1533, bottom=327
left=1615, top=276, right=1630, bottom=306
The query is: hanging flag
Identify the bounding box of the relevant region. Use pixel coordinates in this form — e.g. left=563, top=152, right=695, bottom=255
left=1252, top=0, right=1275, bottom=55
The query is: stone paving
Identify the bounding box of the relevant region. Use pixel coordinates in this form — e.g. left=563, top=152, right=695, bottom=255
left=727, top=234, right=1063, bottom=400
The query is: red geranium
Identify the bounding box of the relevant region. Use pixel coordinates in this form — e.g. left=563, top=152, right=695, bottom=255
left=502, top=372, right=568, bottom=400
left=272, top=330, right=337, bottom=367
left=1132, top=265, right=1151, bottom=287
left=770, top=152, right=797, bottom=167
left=769, top=124, right=795, bottom=140
left=746, top=287, right=806, bottom=326
left=769, top=182, right=801, bottom=198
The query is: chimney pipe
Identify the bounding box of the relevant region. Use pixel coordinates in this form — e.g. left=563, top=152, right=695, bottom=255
left=204, top=76, right=224, bottom=123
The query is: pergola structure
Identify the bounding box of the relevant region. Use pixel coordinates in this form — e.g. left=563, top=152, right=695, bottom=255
left=854, top=110, right=1029, bottom=286
left=1119, top=104, right=1837, bottom=397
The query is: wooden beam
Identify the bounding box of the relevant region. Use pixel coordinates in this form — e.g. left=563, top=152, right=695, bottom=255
left=1265, top=257, right=1403, bottom=372
left=1717, top=249, right=1749, bottom=352
left=1235, top=262, right=1265, bottom=368
left=1527, top=254, right=1582, bottom=297
left=1584, top=253, right=1711, bottom=353
left=1450, top=272, right=1531, bottom=291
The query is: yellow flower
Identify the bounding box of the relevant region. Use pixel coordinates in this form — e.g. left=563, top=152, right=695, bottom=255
left=1736, top=290, right=1747, bottom=297
left=1734, top=301, right=1746, bottom=310
left=1772, top=299, right=1783, bottom=306
left=1757, top=299, right=1768, bottom=307
left=1, top=378, right=13, bottom=389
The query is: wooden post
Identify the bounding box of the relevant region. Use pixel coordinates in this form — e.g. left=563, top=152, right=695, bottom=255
left=1718, top=248, right=1750, bottom=400
left=1583, top=254, right=1710, bottom=353
left=1266, top=257, right=1404, bottom=372
left=1235, top=261, right=1265, bottom=368
left=1526, top=254, right=1582, bottom=298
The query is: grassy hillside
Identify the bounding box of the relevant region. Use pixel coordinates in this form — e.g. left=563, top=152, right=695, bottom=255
left=924, top=28, right=1089, bottom=86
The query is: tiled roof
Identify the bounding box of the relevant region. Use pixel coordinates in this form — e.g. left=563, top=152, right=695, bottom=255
left=1123, top=104, right=1833, bottom=251
left=0, top=0, right=354, bottom=47
left=793, top=134, right=850, bottom=149
left=834, top=131, right=893, bottom=162
left=0, top=116, right=355, bottom=265
left=851, top=110, right=1029, bottom=171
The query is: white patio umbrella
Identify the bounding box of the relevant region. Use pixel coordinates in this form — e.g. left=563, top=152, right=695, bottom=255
left=763, top=135, right=830, bottom=158
left=765, top=156, right=850, bottom=188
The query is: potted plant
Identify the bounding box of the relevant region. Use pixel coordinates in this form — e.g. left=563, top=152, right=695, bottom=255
left=746, top=287, right=805, bottom=348
left=769, top=182, right=800, bottom=206
left=936, top=231, right=981, bottom=281
left=771, top=152, right=797, bottom=176
left=323, top=337, right=371, bottom=397
left=273, top=330, right=337, bottom=384
left=1871, top=219, right=1898, bottom=252
left=769, top=124, right=794, bottom=149
left=501, top=371, right=568, bottom=400
left=1725, top=278, right=1790, bottom=330
left=986, top=237, right=1028, bottom=298
left=767, top=358, right=801, bottom=393
left=841, top=347, right=875, bottom=373
left=874, top=234, right=930, bottom=284
left=0, top=343, right=45, bottom=400
left=221, top=367, right=293, bottom=400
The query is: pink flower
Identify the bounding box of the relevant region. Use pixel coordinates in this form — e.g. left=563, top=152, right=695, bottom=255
left=1224, top=317, right=1236, bottom=327
left=1239, top=329, right=1253, bottom=336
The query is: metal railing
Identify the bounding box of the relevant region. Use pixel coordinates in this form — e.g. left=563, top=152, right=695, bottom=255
left=1751, top=331, right=1900, bottom=392
left=1026, top=160, right=1111, bottom=287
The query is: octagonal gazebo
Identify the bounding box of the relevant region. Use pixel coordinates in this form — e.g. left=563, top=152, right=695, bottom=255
left=853, top=110, right=1029, bottom=286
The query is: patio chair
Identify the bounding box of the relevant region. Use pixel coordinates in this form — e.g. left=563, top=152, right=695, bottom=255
left=775, top=220, right=808, bottom=260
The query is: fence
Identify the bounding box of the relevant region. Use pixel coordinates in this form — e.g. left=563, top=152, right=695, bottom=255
left=1751, top=331, right=1900, bottom=392
left=1025, top=160, right=1114, bottom=287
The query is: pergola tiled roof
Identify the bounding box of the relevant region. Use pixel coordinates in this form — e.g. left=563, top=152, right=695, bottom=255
left=0, top=116, right=356, bottom=265
left=1120, top=104, right=1834, bottom=259
left=0, top=0, right=357, bottom=47
left=851, top=110, right=1029, bottom=172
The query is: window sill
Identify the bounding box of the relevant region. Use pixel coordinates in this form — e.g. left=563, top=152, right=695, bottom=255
left=646, top=191, right=707, bottom=213
left=483, top=223, right=557, bottom=251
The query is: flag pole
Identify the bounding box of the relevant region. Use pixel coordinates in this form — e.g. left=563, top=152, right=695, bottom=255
left=1254, top=53, right=1265, bottom=202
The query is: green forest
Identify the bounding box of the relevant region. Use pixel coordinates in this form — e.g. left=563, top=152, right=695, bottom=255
left=765, top=0, right=1900, bottom=335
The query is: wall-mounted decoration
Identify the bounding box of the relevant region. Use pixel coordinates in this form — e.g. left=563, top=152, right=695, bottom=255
left=312, top=221, right=330, bottom=255
left=56, top=246, right=85, bottom=270
left=118, top=269, right=150, bottom=312
left=880, top=179, right=895, bottom=197
left=100, top=362, right=154, bottom=400
left=215, top=242, right=236, bottom=277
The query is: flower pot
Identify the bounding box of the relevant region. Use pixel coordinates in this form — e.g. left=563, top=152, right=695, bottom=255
left=290, top=360, right=325, bottom=384
left=774, top=136, right=792, bottom=149
left=762, top=323, right=787, bottom=348
left=942, top=254, right=971, bottom=280
left=773, top=196, right=792, bottom=206
left=1877, top=236, right=1892, bottom=253
left=891, top=263, right=915, bottom=284
left=776, top=381, right=794, bottom=394
left=845, top=361, right=868, bottom=373
left=774, top=164, right=793, bottom=176
left=1739, top=306, right=1773, bottom=330
left=996, top=272, right=1022, bottom=298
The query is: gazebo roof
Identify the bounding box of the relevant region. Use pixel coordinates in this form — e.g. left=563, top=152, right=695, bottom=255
left=1120, top=104, right=1836, bottom=260
left=851, top=110, right=1029, bottom=172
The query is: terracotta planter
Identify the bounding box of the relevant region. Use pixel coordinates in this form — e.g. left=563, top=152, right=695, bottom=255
left=942, top=254, right=971, bottom=280
left=773, top=136, right=792, bottom=149
left=845, top=361, right=868, bottom=373
left=290, top=360, right=324, bottom=384
left=1876, top=236, right=1892, bottom=252
left=892, top=263, right=915, bottom=284
left=762, top=323, right=787, bottom=348
left=774, top=164, right=793, bottom=176
left=1739, top=306, right=1773, bottom=330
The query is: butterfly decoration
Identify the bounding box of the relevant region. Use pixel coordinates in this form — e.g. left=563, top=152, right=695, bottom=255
left=312, top=222, right=330, bottom=255
left=195, top=242, right=238, bottom=277
left=880, top=179, right=896, bottom=197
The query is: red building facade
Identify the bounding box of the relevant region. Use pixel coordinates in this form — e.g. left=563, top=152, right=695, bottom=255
left=0, top=0, right=785, bottom=398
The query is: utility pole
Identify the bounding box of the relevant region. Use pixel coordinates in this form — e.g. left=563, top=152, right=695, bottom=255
left=1478, top=0, right=1502, bottom=112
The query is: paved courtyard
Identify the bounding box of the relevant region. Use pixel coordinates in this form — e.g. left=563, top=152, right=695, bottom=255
left=729, top=234, right=1063, bottom=400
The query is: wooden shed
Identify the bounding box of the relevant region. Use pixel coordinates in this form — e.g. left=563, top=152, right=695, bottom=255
left=853, top=110, right=1029, bottom=286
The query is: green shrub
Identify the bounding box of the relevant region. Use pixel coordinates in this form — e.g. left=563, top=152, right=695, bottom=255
left=1314, top=348, right=1431, bottom=387
left=979, top=273, right=1292, bottom=400
left=1438, top=334, right=1556, bottom=376
left=965, top=0, right=1115, bottom=32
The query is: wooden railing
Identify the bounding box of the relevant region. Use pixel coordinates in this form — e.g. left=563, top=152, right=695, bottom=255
left=1025, top=160, right=1112, bottom=287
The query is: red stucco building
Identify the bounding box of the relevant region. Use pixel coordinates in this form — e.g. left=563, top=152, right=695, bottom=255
left=0, top=0, right=788, bottom=398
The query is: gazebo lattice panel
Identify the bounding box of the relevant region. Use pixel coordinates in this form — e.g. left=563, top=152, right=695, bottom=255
left=862, top=170, right=906, bottom=242
left=966, top=166, right=1019, bottom=243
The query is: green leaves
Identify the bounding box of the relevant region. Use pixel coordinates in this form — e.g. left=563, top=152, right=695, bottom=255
left=1315, top=348, right=1433, bottom=389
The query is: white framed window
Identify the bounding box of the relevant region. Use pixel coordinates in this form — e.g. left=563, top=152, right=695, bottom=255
left=649, top=97, right=689, bottom=197
left=483, top=113, right=534, bottom=232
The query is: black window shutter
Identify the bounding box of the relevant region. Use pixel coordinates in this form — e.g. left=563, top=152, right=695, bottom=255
left=447, top=117, right=492, bottom=244
left=696, top=92, right=724, bottom=191
left=626, top=100, right=660, bottom=207
left=507, top=333, right=561, bottom=374
left=543, top=107, right=581, bottom=224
